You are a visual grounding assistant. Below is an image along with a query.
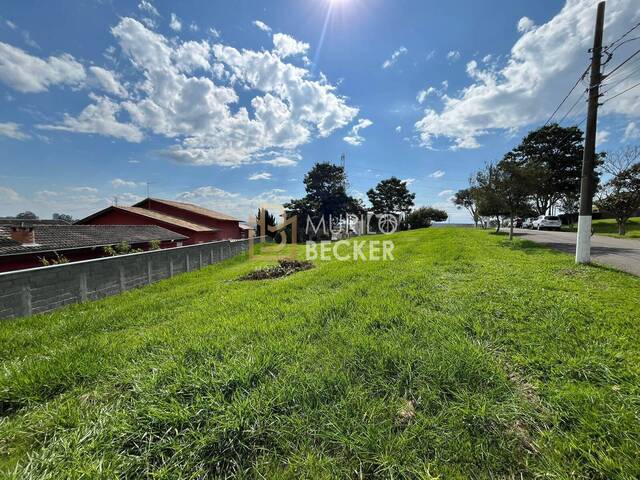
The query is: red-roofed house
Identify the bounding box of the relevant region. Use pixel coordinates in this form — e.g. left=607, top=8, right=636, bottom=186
left=77, top=198, right=243, bottom=244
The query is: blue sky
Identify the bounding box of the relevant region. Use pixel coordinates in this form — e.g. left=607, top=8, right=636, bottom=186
left=1, top=0, right=639, bottom=222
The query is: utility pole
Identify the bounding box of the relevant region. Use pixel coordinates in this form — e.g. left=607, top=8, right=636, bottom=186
left=576, top=1, right=605, bottom=264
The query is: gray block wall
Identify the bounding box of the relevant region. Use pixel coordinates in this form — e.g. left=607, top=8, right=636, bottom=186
left=0, top=239, right=251, bottom=320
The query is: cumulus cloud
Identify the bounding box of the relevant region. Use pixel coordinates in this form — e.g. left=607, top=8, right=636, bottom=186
left=382, top=46, right=407, bottom=69
left=89, top=66, right=128, bottom=97
left=429, top=169, right=445, bottom=178
left=262, top=156, right=298, bottom=167
left=0, top=42, right=85, bottom=92
left=446, top=50, right=460, bottom=62
left=623, top=121, right=640, bottom=142
left=38, top=94, right=143, bottom=142
left=415, top=0, right=640, bottom=150
left=273, top=33, right=309, bottom=59
left=111, top=178, right=143, bottom=188
left=253, top=20, right=271, bottom=33
left=343, top=118, right=373, bottom=146
left=176, top=186, right=289, bottom=219
left=18, top=17, right=356, bottom=167
left=0, top=122, right=30, bottom=140
left=138, top=0, right=159, bottom=17
left=417, top=86, right=438, bottom=104
left=169, top=13, right=182, bottom=31
left=248, top=172, right=272, bottom=180
left=517, top=16, right=536, bottom=33
left=0, top=186, right=22, bottom=202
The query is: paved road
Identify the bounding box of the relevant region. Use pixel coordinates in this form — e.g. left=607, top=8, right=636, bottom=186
left=514, top=228, right=640, bottom=276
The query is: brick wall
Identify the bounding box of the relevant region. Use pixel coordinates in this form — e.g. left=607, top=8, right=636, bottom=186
left=0, top=238, right=251, bottom=320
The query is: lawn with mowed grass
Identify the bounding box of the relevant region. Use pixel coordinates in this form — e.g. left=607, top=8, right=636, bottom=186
left=1, top=228, right=640, bottom=478
left=563, top=216, right=640, bottom=238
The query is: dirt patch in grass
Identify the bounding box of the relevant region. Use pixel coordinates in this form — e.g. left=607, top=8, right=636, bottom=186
left=240, top=259, right=314, bottom=280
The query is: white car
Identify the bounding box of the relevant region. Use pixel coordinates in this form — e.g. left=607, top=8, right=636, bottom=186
left=532, top=215, right=562, bottom=231
left=522, top=218, right=534, bottom=229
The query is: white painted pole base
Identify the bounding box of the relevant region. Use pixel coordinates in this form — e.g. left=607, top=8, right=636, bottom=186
left=575, top=215, right=592, bottom=264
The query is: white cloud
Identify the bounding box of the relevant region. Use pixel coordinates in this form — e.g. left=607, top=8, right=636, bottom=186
left=138, top=0, right=159, bottom=17
left=89, top=66, right=128, bottom=97
left=395, top=126, right=402, bottom=132
left=0, top=42, right=85, bottom=92
left=208, top=27, right=221, bottom=38
left=623, top=121, right=640, bottom=142
left=415, top=0, right=640, bottom=151
left=0, top=122, right=29, bottom=140
left=402, top=178, right=416, bottom=186
left=425, top=50, right=436, bottom=61
left=189, top=22, right=199, bottom=32
left=116, top=192, right=144, bottom=204
left=382, top=46, right=407, bottom=69
left=248, top=172, right=272, bottom=180
left=111, top=178, right=143, bottom=188
left=446, top=50, right=460, bottom=62
left=596, top=129, right=609, bottom=147
left=176, top=186, right=290, bottom=219
left=0, top=186, right=21, bottom=202
left=438, top=189, right=455, bottom=197
left=69, top=186, right=99, bottom=194
left=253, top=20, right=271, bottom=33
left=5, top=20, right=17, bottom=30
left=169, top=13, right=182, bottom=31
left=26, top=17, right=356, bottom=167
left=343, top=118, right=373, bottom=146
left=517, top=16, right=536, bottom=33
left=429, top=169, right=445, bottom=178
left=262, top=156, right=298, bottom=167
left=38, top=94, right=143, bottom=142
left=417, top=86, right=438, bottom=104
left=273, top=33, right=309, bottom=59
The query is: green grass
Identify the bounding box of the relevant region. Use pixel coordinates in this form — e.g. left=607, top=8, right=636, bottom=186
left=563, top=216, right=640, bottom=238
left=1, top=228, right=639, bottom=478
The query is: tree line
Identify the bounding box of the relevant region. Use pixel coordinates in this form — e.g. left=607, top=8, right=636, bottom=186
left=257, top=162, right=447, bottom=240
left=453, top=123, right=640, bottom=238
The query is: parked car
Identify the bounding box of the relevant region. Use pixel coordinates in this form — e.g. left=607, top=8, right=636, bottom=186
left=532, top=215, right=562, bottom=231
left=522, top=217, right=534, bottom=229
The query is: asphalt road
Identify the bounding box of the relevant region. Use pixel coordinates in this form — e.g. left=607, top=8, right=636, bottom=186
left=514, top=228, right=640, bottom=277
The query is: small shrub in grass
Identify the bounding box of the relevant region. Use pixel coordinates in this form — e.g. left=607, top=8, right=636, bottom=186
left=240, top=259, right=314, bottom=280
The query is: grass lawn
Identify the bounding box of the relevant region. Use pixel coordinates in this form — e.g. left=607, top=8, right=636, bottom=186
left=563, top=216, right=640, bottom=239
left=1, top=228, right=639, bottom=478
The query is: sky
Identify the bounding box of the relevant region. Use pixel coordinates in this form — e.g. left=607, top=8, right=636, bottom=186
left=1, top=0, right=639, bottom=223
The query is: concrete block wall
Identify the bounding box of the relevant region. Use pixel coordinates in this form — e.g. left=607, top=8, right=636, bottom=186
left=0, top=238, right=251, bottom=320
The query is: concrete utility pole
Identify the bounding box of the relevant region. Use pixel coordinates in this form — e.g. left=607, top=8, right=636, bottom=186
left=576, top=1, right=605, bottom=264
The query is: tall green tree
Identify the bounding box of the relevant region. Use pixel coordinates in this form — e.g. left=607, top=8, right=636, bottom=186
left=284, top=162, right=364, bottom=240
left=474, top=165, right=509, bottom=233
left=366, top=177, right=415, bottom=214
left=596, top=163, right=640, bottom=236
left=495, top=157, right=536, bottom=240
left=453, top=185, right=481, bottom=227
left=505, top=123, right=601, bottom=215
left=406, top=207, right=448, bottom=229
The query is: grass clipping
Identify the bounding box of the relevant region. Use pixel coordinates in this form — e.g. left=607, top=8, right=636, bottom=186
left=240, top=259, right=314, bottom=280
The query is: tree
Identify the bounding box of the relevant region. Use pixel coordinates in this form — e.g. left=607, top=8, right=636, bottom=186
left=406, top=207, right=448, bottom=229
left=453, top=185, right=481, bottom=227
left=505, top=124, right=601, bottom=215
left=367, top=177, right=415, bottom=215
left=474, top=165, right=509, bottom=233
left=52, top=213, right=73, bottom=223
left=16, top=211, right=38, bottom=220
left=560, top=192, right=580, bottom=228
left=256, top=208, right=277, bottom=239
left=284, top=162, right=364, bottom=240
left=495, top=157, right=536, bottom=240
left=596, top=163, right=640, bottom=235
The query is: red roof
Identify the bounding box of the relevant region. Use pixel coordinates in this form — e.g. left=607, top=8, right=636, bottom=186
left=133, top=198, right=241, bottom=222
left=77, top=206, right=218, bottom=232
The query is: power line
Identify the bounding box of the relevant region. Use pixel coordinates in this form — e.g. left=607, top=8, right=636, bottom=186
left=543, top=65, right=590, bottom=126
left=600, top=62, right=640, bottom=95
left=556, top=89, right=587, bottom=126
left=604, top=20, right=640, bottom=51
left=603, top=47, right=640, bottom=78
left=602, top=79, right=640, bottom=103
